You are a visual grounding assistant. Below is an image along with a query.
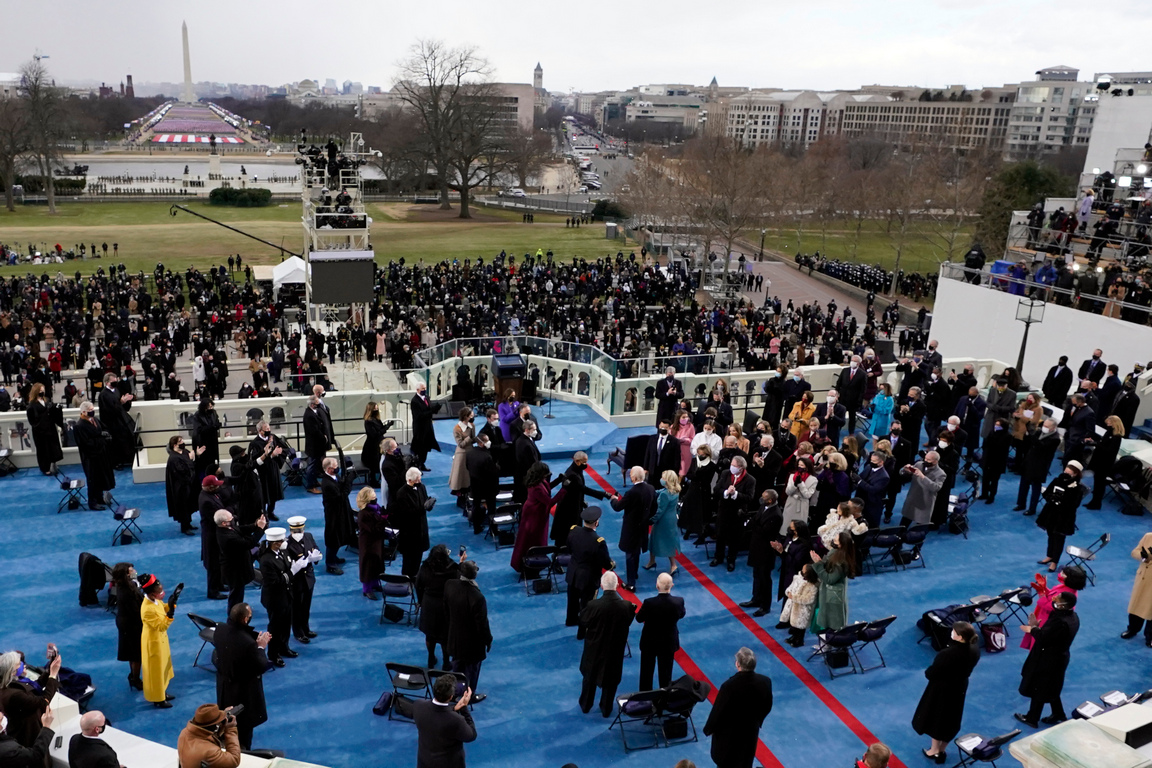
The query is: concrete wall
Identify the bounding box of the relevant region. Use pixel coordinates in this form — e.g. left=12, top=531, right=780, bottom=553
left=1082, top=94, right=1152, bottom=177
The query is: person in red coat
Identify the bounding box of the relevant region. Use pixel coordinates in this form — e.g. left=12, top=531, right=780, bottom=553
left=511, top=462, right=552, bottom=572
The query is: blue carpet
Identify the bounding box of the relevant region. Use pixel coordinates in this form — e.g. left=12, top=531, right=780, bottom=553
left=1, top=417, right=1149, bottom=768
left=433, top=402, right=619, bottom=459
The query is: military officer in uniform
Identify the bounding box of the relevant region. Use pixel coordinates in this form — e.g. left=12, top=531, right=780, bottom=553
left=565, top=506, right=614, bottom=639
left=284, top=516, right=322, bottom=644
left=258, top=528, right=303, bottom=666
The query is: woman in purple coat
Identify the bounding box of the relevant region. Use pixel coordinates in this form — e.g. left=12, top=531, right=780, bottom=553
left=497, top=388, right=520, bottom=443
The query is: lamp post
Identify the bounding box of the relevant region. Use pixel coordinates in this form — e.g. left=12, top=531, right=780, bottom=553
left=759, top=229, right=766, bottom=262
left=1015, top=297, right=1045, bottom=372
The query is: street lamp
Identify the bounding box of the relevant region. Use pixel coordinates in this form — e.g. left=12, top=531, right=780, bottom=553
left=1015, top=297, right=1045, bottom=371
left=758, top=229, right=766, bottom=262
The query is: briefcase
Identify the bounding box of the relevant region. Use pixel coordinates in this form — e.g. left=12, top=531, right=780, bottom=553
left=382, top=604, right=406, bottom=624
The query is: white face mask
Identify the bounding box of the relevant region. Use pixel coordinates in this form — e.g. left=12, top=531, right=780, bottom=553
left=1041, top=426, right=1053, bottom=435
left=937, top=441, right=948, bottom=449
left=730, top=466, right=741, bottom=476
left=946, top=424, right=956, bottom=431
left=291, top=532, right=304, bottom=542
left=0, top=714, right=6, bottom=734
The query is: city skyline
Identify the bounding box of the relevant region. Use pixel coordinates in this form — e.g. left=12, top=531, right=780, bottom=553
left=3, top=0, right=1151, bottom=95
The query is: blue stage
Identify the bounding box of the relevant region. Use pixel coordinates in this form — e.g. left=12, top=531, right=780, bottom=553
left=433, top=402, right=620, bottom=460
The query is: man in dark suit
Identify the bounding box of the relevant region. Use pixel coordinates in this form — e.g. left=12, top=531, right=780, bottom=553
left=705, top=389, right=734, bottom=432
left=512, top=422, right=541, bottom=502
left=1042, top=356, right=1074, bottom=405
left=465, top=435, right=499, bottom=534
left=948, top=364, right=977, bottom=408
left=67, top=711, right=119, bottom=768
left=247, top=421, right=286, bottom=521
left=1077, top=349, right=1105, bottom=384
left=379, top=437, right=406, bottom=509
left=1060, top=394, right=1096, bottom=463
left=74, top=402, right=115, bottom=510
left=780, top=369, right=811, bottom=417
left=643, top=419, right=681, bottom=488
left=409, top=382, right=440, bottom=472
left=636, top=573, right=686, bottom=690
left=319, top=458, right=355, bottom=574
left=213, top=602, right=273, bottom=749
left=97, top=372, right=135, bottom=469
left=896, top=353, right=928, bottom=398
left=953, top=387, right=986, bottom=457
left=578, top=571, right=636, bottom=717
left=1015, top=418, right=1061, bottom=515
left=711, top=456, right=757, bottom=571
left=284, top=516, right=322, bottom=643
left=215, top=509, right=267, bottom=614
left=834, top=356, right=867, bottom=433
left=884, top=420, right=915, bottom=522
left=565, top=507, right=614, bottom=638
left=1097, top=364, right=1123, bottom=426
left=610, top=468, right=655, bottom=590
left=509, top=403, right=543, bottom=443
left=654, top=366, right=682, bottom=426
left=742, top=490, right=783, bottom=615
left=1015, top=591, right=1080, bottom=727
left=302, top=394, right=332, bottom=493
left=198, top=475, right=230, bottom=600
left=813, top=391, right=848, bottom=447
left=748, top=434, right=781, bottom=497
left=258, top=527, right=298, bottom=666
left=983, top=377, right=1017, bottom=440
left=479, top=408, right=509, bottom=474
left=444, top=560, right=492, bottom=703
left=1111, top=381, right=1140, bottom=436
left=703, top=647, right=774, bottom=768
left=394, top=468, right=432, bottom=578
left=896, top=387, right=926, bottom=444
left=413, top=675, right=476, bottom=768
left=550, top=451, right=609, bottom=547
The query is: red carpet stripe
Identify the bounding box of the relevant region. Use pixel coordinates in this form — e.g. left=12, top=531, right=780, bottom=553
left=586, top=467, right=784, bottom=768
left=585, top=466, right=906, bottom=768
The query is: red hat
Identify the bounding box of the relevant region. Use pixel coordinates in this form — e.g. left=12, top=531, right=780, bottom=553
left=201, top=475, right=224, bottom=490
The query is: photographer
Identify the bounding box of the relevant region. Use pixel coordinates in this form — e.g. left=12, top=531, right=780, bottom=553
left=176, top=704, right=242, bottom=768
left=25, top=383, right=63, bottom=476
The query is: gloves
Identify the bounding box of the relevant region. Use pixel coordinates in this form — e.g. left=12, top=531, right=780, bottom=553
left=290, top=557, right=308, bottom=575
left=308, top=549, right=323, bottom=564
left=423, top=498, right=437, bottom=512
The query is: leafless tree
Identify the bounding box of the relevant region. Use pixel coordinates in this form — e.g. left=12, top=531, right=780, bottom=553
left=505, top=127, right=554, bottom=189
left=20, top=60, right=66, bottom=214
left=921, top=146, right=999, bottom=263
left=0, top=96, right=32, bottom=212
left=679, top=136, right=762, bottom=276
left=877, top=149, right=933, bottom=295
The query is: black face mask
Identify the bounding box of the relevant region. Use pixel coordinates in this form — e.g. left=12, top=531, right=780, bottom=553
left=658, top=428, right=668, bottom=435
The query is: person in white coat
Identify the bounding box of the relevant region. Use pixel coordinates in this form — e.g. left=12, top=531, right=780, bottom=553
left=781, top=457, right=818, bottom=535
left=192, top=355, right=206, bottom=387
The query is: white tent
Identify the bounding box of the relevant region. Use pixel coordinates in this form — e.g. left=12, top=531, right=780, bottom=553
left=272, top=256, right=308, bottom=292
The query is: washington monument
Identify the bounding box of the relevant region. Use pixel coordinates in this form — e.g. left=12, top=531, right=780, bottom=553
left=181, top=21, right=194, bottom=103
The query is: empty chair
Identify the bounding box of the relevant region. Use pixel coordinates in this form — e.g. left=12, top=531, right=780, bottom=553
left=1000, top=587, right=1033, bottom=626
left=487, top=504, right=520, bottom=549
left=901, top=524, right=932, bottom=569
left=384, top=663, right=430, bottom=722
left=865, top=525, right=906, bottom=573
left=952, top=728, right=1022, bottom=767
left=379, top=574, right=417, bottom=625
left=521, top=545, right=558, bottom=595
left=111, top=505, right=144, bottom=546
left=1065, top=533, right=1109, bottom=586
left=245, top=408, right=264, bottom=435
left=856, top=616, right=898, bottom=671
left=56, top=472, right=87, bottom=513
left=269, top=406, right=286, bottom=427
left=609, top=689, right=667, bottom=751
left=186, top=614, right=219, bottom=670
left=810, top=621, right=869, bottom=679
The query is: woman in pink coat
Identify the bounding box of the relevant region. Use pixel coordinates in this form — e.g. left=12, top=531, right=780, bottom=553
left=671, top=408, right=696, bottom=476
left=1020, top=564, right=1085, bottom=649
left=510, top=462, right=553, bottom=572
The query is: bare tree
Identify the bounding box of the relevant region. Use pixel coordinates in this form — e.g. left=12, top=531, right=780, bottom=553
left=0, top=96, right=31, bottom=212
left=878, top=149, right=933, bottom=295
left=679, top=136, right=762, bottom=277
left=921, top=146, right=999, bottom=263
left=505, top=127, right=554, bottom=189
left=20, top=60, right=66, bottom=214
left=446, top=80, right=509, bottom=218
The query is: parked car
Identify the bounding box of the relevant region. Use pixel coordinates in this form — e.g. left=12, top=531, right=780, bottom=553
left=508, top=188, right=527, bottom=198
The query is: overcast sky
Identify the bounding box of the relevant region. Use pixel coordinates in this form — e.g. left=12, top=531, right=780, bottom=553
left=4, top=0, right=1151, bottom=93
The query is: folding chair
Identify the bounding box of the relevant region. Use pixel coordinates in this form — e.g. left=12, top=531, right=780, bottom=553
left=245, top=408, right=264, bottom=436
left=384, top=663, right=430, bottom=722
left=1065, top=533, right=1109, bottom=586
left=426, top=668, right=470, bottom=709
left=552, top=546, right=571, bottom=588
left=1000, top=587, right=1033, bottom=626
left=520, top=546, right=558, bottom=595
left=901, top=524, right=932, bottom=569
left=856, top=615, right=897, bottom=671
left=379, top=574, right=417, bottom=625
left=609, top=689, right=666, bottom=751
left=487, top=504, right=520, bottom=549
left=693, top=522, right=717, bottom=560
left=186, top=614, right=219, bottom=670
left=953, top=728, right=1021, bottom=767
left=56, top=473, right=87, bottom=513
left=656, top=685, right=703, bottom=748
left=0, top=447, right=17, bottom=475
left=381, top=528, right=400, bottom=567
left=865, top=525, right=906, bottom=573
left=968, top=595, right=1008, bottom=633
left=918, top=604, right=979, bottom=647
left=111, top=506, right=143, bottom=546
left=810, top=622, right=868, bottom=679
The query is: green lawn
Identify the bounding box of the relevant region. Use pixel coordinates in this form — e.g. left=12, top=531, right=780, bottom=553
left=758, top=219, right=975, bottom=275
left=0, top=201, right=632, bottom=276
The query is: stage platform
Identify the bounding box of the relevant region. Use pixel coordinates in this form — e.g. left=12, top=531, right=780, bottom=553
left=432, top=401, right=617, bottom=460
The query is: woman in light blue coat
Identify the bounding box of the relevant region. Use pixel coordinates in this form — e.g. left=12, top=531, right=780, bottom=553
left=870, top=381, right=895, bottom=438
left=645, top=470, right=682, bottom=575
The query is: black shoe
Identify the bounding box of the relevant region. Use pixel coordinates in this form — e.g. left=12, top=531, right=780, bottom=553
left=1121, top=629, right=1138, bottom=639
left=775, top=622, right=790, bottom=630
left=1013, top=713, right=1038, bottom=728
left=576, top=631, right=586, bottom=640
left=922, top=748, right=946, bottom=764
left=165, top=694, right=176, bottom=701
left=180, top=527, right=196, bottom=536
left=90, top=504, right=106, bottom=511
left=624, top=584, right=636, bottom=592
left=128, top=674, right=143, bottom=691
left=1012, top=505, right=1025, bottom=512
left=281, top=649, right=299, bottom=658
left=305, top=630, right=317, bottom=638
left=709, top=559, right=722, bottom=567
left=1084, top=503, right=1101, bottom=510
left=327, top=566, right=344, bottom=576
left=363, top=591, right=378, bottom=600
left=753, top=608, right=769, bottom=617
left=985, top=497, right=994, bottom=505
left=472, top=693, right=487, bottom=703
left=207, top=592, right=226, bottom=600
left=332, top=556, right=347, bottom=565
left=1040, top=715, right=1066, bottom=725
left=727, top=563, right=735, bottom=572
left=1023, top=510, right=1035, bottom=516
left=153, top=701, right=173, bottom=709
left=428, top=656, right=438, bottom=668
left=739, top=600, right=757, bottom=608
left=579, top=703, right=591, bottom=714
left=187, top=524, right=198, bottom=531
left=271, top=657, right=285, bottom=668
left=294, top=635, right=311, bottom=644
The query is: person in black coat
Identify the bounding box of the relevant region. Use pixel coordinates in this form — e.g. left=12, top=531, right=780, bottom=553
left=1060, top=394, right=1096, bottom=464
left=444, top=560, right=491, bottom=701
left=1110, top=383, right=1140, bottom=437
left=643, top=420, right=681, bottom=488
left=97, top=373, right=135, bottom=468
left=682, top=449, right=718, bottom=541
left=897, top=388, right=926, bottom=444
left=748, top=435, right=782, bottom=498
left=67, top=712, right=119, bottom=768
left=578, top=572, right=636, bottom=717
left=1077, top=349, right=1105, bottom=384
left=856, top=453, right=889, bottom=528
left=257, top=528, right=299, bottom=665
left=285, top=517, right=322, bottom=643
left=703, top=647, right=773, bottom=768
left=465, top=437, right=500, bottom=534
left=565, top=508, right=614, bottom=637
left=780, top=371, right=812, bottom=418
left=247, top=422, right=286, bottom=521
left=512, top=424, right=542, bottom=503
left=1015, top=421, right=1060, bottom=515
left=198, top=475, right=230, bottom=599
left=1036, top=461, right=1084, bottom=571
left=1086, top=416, right=1125, bottom=509
left=550, top=453, right=608, bottom=547
left=773, top=520, right=812, bottom=605
left=412, top=676, right=476, bottom=768
left=216, top=509, right=267, bottom=614
left=379, top=438, right=406, bottom=509
left=213, top=603, right=273, bottom=749
left=409, top=382, right=441, bottom=471
left=1097, top=366, right=1123, bottom=425
left=814, top=393, right=848, bottom=449
left=302, top=396, right=332, bottom=492
left=742, top=491, right=782, bottom=616
left=111, top=562, right=144, bottom=690
left=229, top=446, right=266, bottom=526
left=654, top=366, right=682, bottom=427
left=913, top=621, right=980, bottom=763
left=835, top=357, right=868, bottom=434
left=416, top=545, right=460, bottom=669
left=712, top=456, right=757, bottom=571
left=1042, top=356, right=1074, bottom=406
left=1016, top=591, right=1080, bottom=727
left=610, top=468, right=655, bottom=589
left=165, top=436, right=201, bottom=534
left=189, top=396, right=222, bottom=477
left=394, top=467, right=433, bottom=578
left=74, top=403, right=115, bottom=510
left=25, top=384, right=62, bottom=475
left=319, top=458, right=356, bottom=572
left=979, top=420, right=1011, bottom=504
left=361, top=401, right=387, bottom=487
left=636, top=573, right=686, bottom=690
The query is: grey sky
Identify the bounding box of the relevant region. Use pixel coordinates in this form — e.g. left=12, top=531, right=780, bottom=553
left=3, top=0, right=1150, bottom=93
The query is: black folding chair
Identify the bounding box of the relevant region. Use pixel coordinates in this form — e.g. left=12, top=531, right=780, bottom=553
left=56, top=473, right=87, bottom=513
left=0, top=447, right=17, bottom=475
left=1065, top=533, right=1109, bottom=586
left=379, top=574, right=417, bottom=625
left=487, top=504, right=520, bottom=549
left=866, top=525, right=906, bottom=573
left=111, top=505, right=143, bottom=546
left=520, top=545, right=558, bottom=595
left=901, top=524, right=932, bottom=569
left=856, top=615, right=897, bottom=671
left=1000, top=587, right=1033, bottom=626
left=384, top=663, right=430, bottom=722
left=953, top=728, right=1021, bottom=767
left=971, top=589, right=1028, bottom=637
left=810, top=622, right=869, bottom=679
left=186, top=614, right=219, bottom=670
left=609, top=690, right=666, bottom=751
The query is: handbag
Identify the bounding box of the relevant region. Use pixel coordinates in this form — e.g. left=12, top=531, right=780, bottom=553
left=372, top=691, right=393, bottom=716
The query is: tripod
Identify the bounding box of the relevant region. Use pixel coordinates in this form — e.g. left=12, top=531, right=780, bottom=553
left=545, top=374, right=560, bottom=419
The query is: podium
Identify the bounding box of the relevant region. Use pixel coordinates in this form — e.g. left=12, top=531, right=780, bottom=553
left=493, top=354, right=526, bottom=401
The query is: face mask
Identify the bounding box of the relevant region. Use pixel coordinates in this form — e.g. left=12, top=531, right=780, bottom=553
left=697, top=455, right=708, bottom=462
left=730, top=466, right=741, bottom=476
left=291, top=532, right=304, bottom=542
left=931, top=374, right=938, bottom=381
left=923, top=461, right=935, bottom=468
left=660, top=478, right=667, bottom=487
left=1041, top=427, right=1053, bottom=435
left=0, top=715, right=6, bottom=734
left=994, top=425, right=1003, bottom=431
left=937, top=441, right=948, bottom=449
left=680, top=418, right=689, bottom=425
left=890, top=430, right=901, bottom=437
left=792, top=375, right=801, bottom=382
left=658, top=428, right=668, bottom=435
left=826, top=397, right=835, bottom=404
left=946, top=424, right=956, bottom=431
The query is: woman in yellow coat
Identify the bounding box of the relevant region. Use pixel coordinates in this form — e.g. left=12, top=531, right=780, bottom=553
left=1123, top=532, right=1152, bottom=645
left=139, top=573, right=178, bottom=708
